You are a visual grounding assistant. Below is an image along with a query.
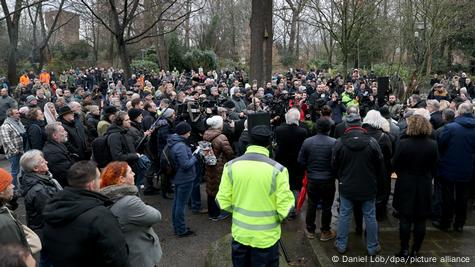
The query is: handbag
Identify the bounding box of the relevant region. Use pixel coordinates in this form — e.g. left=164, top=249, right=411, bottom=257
left=7, top=208, right=42, bottom=254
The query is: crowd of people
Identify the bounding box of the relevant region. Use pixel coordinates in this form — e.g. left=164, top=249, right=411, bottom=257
left=0, top=66, right=474, bottom=266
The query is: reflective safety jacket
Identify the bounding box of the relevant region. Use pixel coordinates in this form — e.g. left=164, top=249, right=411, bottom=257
left=216, top=145, right=294, bottom=248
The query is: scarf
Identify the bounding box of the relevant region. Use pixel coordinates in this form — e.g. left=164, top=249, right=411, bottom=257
left=5, top=117, right=26, bottom=135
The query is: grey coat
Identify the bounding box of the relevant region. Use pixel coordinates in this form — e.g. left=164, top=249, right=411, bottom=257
left=101, top=185, right=162, bottom=267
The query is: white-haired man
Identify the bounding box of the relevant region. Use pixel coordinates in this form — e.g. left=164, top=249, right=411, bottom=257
left=274, top=108, right=308, bottom=218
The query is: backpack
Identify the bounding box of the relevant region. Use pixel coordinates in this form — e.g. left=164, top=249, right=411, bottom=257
left=92, top=134, right=112, bottom=168
left=160, top=144, right=176, bottom=176
left=198, top=141, right=217, bottom=166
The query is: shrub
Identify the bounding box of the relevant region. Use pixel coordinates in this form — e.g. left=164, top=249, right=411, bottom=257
left=183, top=49, right=218, bottom=71
left=131, top=60, right=160, bottom=73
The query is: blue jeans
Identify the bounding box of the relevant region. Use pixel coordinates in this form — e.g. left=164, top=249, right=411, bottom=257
left=172, top=181, right=193, bottom=235
left=190, top=160, right=203, bottom=211
left=336, top=196, right=379, bottom=253
left=8, top=154, right=21, bottom=187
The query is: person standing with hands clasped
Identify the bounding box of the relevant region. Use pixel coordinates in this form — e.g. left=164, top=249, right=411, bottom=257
left=168, top=121, right=202, bottom=237
left=217, top=125, right=294, bottom=267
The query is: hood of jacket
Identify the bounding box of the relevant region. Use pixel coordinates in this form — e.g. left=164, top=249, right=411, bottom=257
left=43, top=187, right=112, bottom=226
left=19, top=172, right=55, bottom=196
left=106, top=124, right=127, bottom=135
left=167, top=133, right=186, bottom=147
left=341, top=128, right=371, bottom=151
left=100, top=184, right=138, bottom=202
left=203, top=128, right=222, bottom=141
left=455, top=114, right=475, bottom=129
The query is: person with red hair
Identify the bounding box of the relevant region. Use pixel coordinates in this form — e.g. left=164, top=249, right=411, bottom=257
left=100, top=161, right=162, bottom=267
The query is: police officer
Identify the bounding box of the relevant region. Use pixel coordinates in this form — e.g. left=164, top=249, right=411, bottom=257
left=216, top=125, right=294, bottom=266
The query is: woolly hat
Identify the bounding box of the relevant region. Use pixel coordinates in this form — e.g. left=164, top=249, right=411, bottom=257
left=128, top=108, right=143, bottom=121
left=206, top=116, right=223, bottom=129
left=26, top=95, right=37, bottom=105
left=175, top=121, right=192, bottom=135
left=161, top=108, right=175, bottom=119
left=223, top=100, right=235, bottom=109
left=58, top=106, right=74, bottom=117
left=0, top=168, right=13, bottom=192
left=316, top=118, right=332, bottom=134
left=103, top=106, right=117, bottom=116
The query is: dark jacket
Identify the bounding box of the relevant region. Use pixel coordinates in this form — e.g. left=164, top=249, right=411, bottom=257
left=332, top=127, right=385, bottom=201
left=438, top=114, right=475, bottom=182
left=0, top=206, right=28, bottom=248
left=128, top=121, right=144, bottom=148
left=106, top=124, right=139, bottom=164
left=274, top=124, right=307, bottom=190
left=237, top=129, right=250, bottom=156
left=59, top=115, right=88, bottom=160
left=43, top=140, right=75, bottom=187
left=86, top=113, right=100, bottom=141
left=168, top=134, right=197, bottom=185
left=19, top=172, right=61, bottom=235
left=298, top=133, right=336, bottom=181
left=42, top=187, right=128, bottom=267
left=392, top=136, right=438, bottom=218
left=154, top=118, right=174, bottom=159
left=142, top=110, right=156, bottom=131
left=27, top=119, right=46, bottom=150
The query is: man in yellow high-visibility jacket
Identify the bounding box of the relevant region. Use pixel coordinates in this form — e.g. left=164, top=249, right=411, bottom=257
left=216, top=125, right=294, bottom=267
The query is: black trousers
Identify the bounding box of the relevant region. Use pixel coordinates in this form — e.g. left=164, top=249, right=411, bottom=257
left=441, top=180, right=470, bottom=228
left=399, top=215, right=426, bottom=252
left=231, top=239, right=279, bottom=267
left=208, top=195, right=221, bottom=218
left=306, top=180, right=335, bottom=232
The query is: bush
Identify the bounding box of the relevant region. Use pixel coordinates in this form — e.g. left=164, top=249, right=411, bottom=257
left=183, top=49, right=218, bottom=71
left=372, top=63, right=415, bottom=82
left=131, top=60, right=160, bottom=73
left=307, top=59, right=332, bottom=71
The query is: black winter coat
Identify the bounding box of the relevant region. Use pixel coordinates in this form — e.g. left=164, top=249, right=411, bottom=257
left=43, top=140, right=75, bottom=187
left=106, top=124, right=139, bottom=164
left=392, top=136, right=438, bottom=218
left=85, top=113, right=100, bottom=141
left=430, top=111, right=444, bottom=130
left=59, top=115, right=88, bottom=160
left=332, top=127, right=385, bottom=201
left=298, top=133, right=336, bottom=181
left=42, top=187, right=128, bottom=267
left=19, top=172, right=61, bottom=236
left=274, top=124, right=307, bottom=190
left=27, top=119, right=46, bottom=150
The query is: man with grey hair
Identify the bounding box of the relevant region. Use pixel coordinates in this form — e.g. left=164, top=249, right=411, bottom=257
left=334, top=105, right=360, bottom=138
left=19, top=149, right=61, bottom=266
left=437, top=102, right=475, bottom=232
left=426, top=99, right=443, bottom=130
left=42, top=122, right=74, bottom=187
left=275, top=108, right=307, bottom=218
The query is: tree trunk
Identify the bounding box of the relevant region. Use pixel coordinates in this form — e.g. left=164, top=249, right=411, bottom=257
left=184, top=0, right=191, bottom=49
left=250, top=0, right=273, bottom=86
left=117, top=37, right=131, bottom=78
left=288, top=12, right=298, bottom=58
left=1, top=0, right=23, bottom=85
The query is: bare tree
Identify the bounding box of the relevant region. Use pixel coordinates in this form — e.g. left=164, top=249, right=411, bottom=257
left=1, top=0, right=24, bottom=84
left=79, top=0, right=201, bottom=77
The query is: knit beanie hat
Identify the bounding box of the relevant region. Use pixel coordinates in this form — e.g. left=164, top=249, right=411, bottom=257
left=161, top=108, right=175, bottom=119
left=128, top=108, right=143, bottom=121
left=175, top=121, right=192, bottom=135
left=206, top=116, right=224, bottom=129
left=0, top=168, right=13, bottom=192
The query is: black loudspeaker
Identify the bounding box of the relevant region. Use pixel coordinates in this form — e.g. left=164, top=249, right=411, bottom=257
left=247, top=112, right=271, bottom=134
left=377, top=76, right=389, bottom=107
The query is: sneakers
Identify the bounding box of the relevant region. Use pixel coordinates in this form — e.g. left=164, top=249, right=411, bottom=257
left=192, top=208, right=208, bottom=215
left=209, top=213, right=230, bottom=222
left=304, top=229, right=316, bottom=239
left=334, top=242, right=346, bottom=254
left=177, top=229, right=195, bottom=238
left=320, top=230, right=336, bottom=241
